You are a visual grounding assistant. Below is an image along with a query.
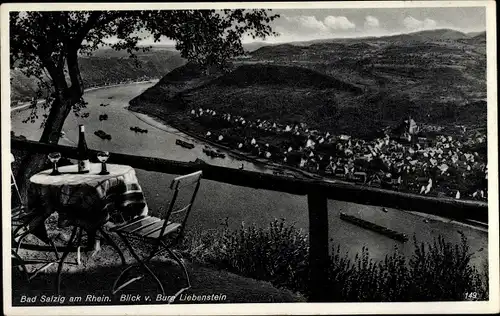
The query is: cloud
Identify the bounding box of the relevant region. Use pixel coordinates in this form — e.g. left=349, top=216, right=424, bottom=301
left=284, top=15, right=326, bottom=32
left=324, top=16, right=355, bottom=30
left=299, top=16, right=328, bottom=31
left=271, top=15, right=357, bottom=42
left=364, top=16, right=380, bottom=29
left=403, top=16, right=438, bottom=31
left=283, top=15, right=355, bottom=34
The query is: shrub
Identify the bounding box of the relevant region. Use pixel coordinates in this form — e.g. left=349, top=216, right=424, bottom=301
left=182, top=219, right=488, bottom=302
left=183, top=219, right=309, bottom=294
left=406, top=233, right=487, bottom=301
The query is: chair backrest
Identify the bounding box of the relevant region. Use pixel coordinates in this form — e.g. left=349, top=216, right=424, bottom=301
left=10, top=154, right=23, bottom=208
left=159, top=171, right=202, bottom=239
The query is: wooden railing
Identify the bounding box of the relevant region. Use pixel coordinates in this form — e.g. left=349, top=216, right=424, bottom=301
left=11, top=138, right=489, bottom=301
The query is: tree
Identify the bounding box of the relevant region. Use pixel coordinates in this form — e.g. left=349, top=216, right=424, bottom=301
left=10, top=9, right=279, bottom=196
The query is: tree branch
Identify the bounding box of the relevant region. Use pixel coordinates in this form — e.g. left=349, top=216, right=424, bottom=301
left=37, top=47, right=68, bottom=94
left=66, top=48, right=84, bottom=97
left=72, top=11, right=103, bottom=45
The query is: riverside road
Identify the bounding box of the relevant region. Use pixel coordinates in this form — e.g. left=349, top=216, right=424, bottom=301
left=11, top=81, right=488, bottom=271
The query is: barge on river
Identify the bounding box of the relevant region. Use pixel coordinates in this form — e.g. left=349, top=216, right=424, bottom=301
left=339, top=212, right=408, bottom=242
left=176, top=139, right=195, bottom=149
left=202, top=148, right=226, bottom=158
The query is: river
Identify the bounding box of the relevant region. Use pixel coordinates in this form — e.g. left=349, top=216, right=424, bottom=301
left=10, top=81, right=488, bottom=270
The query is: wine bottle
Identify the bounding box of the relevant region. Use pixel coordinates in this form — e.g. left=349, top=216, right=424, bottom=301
left=77, top=125, right=90, bottom=173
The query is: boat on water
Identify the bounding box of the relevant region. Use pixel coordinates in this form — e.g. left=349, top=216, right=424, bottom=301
left=176, top=139, right=195, bottom=149
left=130, top=126, right=148, bottom=133
left=94, top=130, right=112, bottom=140
left=202, top=148, right=226, bottom=158
left=339, top=212, right=408, bottom=242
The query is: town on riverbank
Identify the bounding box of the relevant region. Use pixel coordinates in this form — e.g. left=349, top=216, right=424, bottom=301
left=129, top=96, right=488, bottom=202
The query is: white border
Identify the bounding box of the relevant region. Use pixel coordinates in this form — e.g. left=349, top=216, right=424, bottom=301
left=2, top=2, right=498, bottom=315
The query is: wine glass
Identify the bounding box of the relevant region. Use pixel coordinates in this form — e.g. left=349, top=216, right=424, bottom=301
left=97, top=151, right=110, bottom=175
left=48, top=152, right=62, bottom=175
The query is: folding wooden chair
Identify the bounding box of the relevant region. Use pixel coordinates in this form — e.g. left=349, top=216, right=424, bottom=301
left=110, top=171, right=202, bottom=302
left=11, top=153, right=60, bottom=282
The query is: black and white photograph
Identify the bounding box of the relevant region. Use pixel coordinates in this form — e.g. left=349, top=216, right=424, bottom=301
left=2, top=1, right=498, bottom=315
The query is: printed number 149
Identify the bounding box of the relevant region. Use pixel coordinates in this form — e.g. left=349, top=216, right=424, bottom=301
left=465, top=292, right=478, bottom=300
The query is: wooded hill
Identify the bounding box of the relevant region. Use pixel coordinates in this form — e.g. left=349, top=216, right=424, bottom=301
left=10, top=48, right=185, bottom=104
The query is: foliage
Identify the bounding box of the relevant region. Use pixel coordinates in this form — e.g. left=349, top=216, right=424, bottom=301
left=9, top=9, right=279, bottom=141
left=183, top=219, right=309, bottom=293
left=182, top=219, right=488, bottom=302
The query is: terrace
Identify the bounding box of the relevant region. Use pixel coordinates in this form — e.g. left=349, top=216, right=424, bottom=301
left=10, top=138, right=489, bottom=303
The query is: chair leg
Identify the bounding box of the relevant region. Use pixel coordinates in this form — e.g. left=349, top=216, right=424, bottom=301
left=12, top=249, right=59, bottom=282
left=12, top=223, right=27, bottom=238
left=112, top=264, right=143, bottom=295
left=28, top=262, right=56, bottom=281
left=11, top=249, right=29, bottom=282
left=123, top=237, right=165, bottom=295
left=161, top=246, right=191, bottom=304
left=163, top=243, right=191, bottom=288
left=15, top=231, right=31, bottom=254
left=99, top=229, right=126, bottom=267
left=75, top=228, right=85, bottom=265
left=49, top=239, right=60, bottom=261
left=13, top=226, right=61, bottom=283
left=56, top=226, right=79, bottom=295
left=112, top=235, right=165, bottom=296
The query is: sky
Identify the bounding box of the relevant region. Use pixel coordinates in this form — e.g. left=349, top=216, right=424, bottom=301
left=262, top=7, right=486, bottom=43
left=121, top=6, right=486, bottom=46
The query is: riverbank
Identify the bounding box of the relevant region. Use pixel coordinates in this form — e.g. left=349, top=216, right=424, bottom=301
left=126, top=94, right=489, bottom=203
left=10, top=79, right=159, bottom=113
left=127, top=105, right=329, bottom=181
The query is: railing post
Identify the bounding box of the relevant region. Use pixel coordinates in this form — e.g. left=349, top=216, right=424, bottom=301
left=307, top=189, right=330, bottom=302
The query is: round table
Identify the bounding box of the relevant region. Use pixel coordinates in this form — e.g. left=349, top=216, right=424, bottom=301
left=29, top=163, right=148, bottom=233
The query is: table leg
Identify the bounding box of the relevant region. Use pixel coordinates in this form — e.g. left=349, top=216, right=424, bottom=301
left=86, top=229, right=101, bottom=257
left=91, top=239, right=101, bottom=257
left=57, top=226, right=78, bottom=295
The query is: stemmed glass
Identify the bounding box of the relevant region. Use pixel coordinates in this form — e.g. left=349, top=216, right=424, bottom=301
left=48, top=152, right=62, bottom=175
left=97, top=151, right=110, bottom=175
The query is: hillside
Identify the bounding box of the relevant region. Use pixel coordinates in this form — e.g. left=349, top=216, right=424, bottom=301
left=210, top=64, right=362, bottom=92
left=461, top=31, right=486, bottom=45
left=130, top=63, right=372, bottom=134
left=372, top=28, right=468, bottom=42
left=130, top=62, right=222, bottom=106
left=277, top=28, right=471, bottom=47
left=467, top=31, right=486, bottom=38
left=248, top=29, right=486, bottom=110
left=130, top=28, right=486, bottom=138
left=10, top=48, right=185, bottom=104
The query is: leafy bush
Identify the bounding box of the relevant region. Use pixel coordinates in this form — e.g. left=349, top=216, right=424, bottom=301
left=182, top=219, right=488, bottom=302
left=326, top=234, right=487, bottom=302
left=183, top=219, right=309, bottom=293
left=406, top=233, right=487, bottom=301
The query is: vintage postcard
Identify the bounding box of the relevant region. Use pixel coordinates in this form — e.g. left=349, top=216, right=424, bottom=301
left=2, top=1, right=498, bottom=315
